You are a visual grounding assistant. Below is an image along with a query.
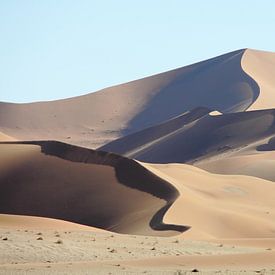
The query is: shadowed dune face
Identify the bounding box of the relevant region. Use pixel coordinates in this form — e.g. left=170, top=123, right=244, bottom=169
left=99, top=109, right=275, bottom=164
left=0, top=49, right=260, bottom=148
left=126, top=49, right=259, bottom=133
left=100, top=107, right=211, bottom=156
left=0, top=141, right=188, bottom=236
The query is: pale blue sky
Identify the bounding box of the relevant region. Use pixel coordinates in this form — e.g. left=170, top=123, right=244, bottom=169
left=1, top=0, right=274, bottom=103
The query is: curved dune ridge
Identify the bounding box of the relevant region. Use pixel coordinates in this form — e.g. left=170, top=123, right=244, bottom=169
left=0, top=48, right=266, bottom=149
left=142, top=162, right=275, bottom=239
left=242, top=49, right=275, bottom=111
left=0, top=141, right=188, bottom=236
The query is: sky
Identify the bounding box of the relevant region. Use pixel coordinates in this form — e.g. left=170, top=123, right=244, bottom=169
left=1, top=0, right=275, bottom=103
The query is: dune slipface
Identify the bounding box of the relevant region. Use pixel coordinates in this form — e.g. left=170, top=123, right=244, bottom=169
left=100, top=108, right=275, bottom=167
left=0, top=49, right=264, bottom=149
left=0, top=132, right=15, bottom=141
left=0, top=141, right=188, bottom=236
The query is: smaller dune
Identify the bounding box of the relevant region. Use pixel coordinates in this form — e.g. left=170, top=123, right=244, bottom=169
left=100, top=106, right=210, bottom=157
left=0, top=141, right=187, bottom=236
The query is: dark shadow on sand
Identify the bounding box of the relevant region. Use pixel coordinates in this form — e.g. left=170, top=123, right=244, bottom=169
left=123, top=49, right=260, bottom=136
left=0, top=140, right=189, bottom=234
left=257, top=136, right=275, bottom=151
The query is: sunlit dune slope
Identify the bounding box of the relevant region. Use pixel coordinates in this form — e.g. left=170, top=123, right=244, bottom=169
left=142, top=162, right=275, bottom=239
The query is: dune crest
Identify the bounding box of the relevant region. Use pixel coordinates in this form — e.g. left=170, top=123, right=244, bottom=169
left=242, top=49, right=275, bottom=111
left=0, top=48, right=265, bottom=148
left=0, top=141, right=188, bottom=236
left=100, top=108, right=275, bottom=167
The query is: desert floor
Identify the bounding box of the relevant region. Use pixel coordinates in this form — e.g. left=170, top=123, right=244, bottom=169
left=1, top=218, right=275, bottom=274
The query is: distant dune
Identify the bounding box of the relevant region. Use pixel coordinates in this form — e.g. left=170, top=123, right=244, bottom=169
left=1, top=48, right=274, bottom=148
left=100, top=108, right=275, bottom=166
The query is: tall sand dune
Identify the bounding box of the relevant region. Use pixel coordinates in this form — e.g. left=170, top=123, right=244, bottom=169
left=1, top=48, right=270, bottom=148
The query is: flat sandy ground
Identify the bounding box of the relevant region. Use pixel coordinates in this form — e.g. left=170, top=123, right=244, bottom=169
left=0, top=222, right=275, bottom=274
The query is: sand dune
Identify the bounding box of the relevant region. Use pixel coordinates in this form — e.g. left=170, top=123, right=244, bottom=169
left=100, top=106, right=210, bottom=158
left=1, top=140, right=275, bottom=240
left=100, top=108, right=275, bottom=166
left=0, top=48, right=268, bottom=148
left=0, top=141, right=186, bottom=236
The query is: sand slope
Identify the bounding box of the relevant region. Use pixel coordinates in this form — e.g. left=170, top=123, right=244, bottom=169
left=1, top=140, right=275, bottom=240
left=141, top=163, right=275, bottom=239
left=100, top=108, right=275, bottom=167
left=243, top=49, right=275, bottom=111
left=0, top=48, right=267, bottom=148
left=0, top=141, right=186, bottom=236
